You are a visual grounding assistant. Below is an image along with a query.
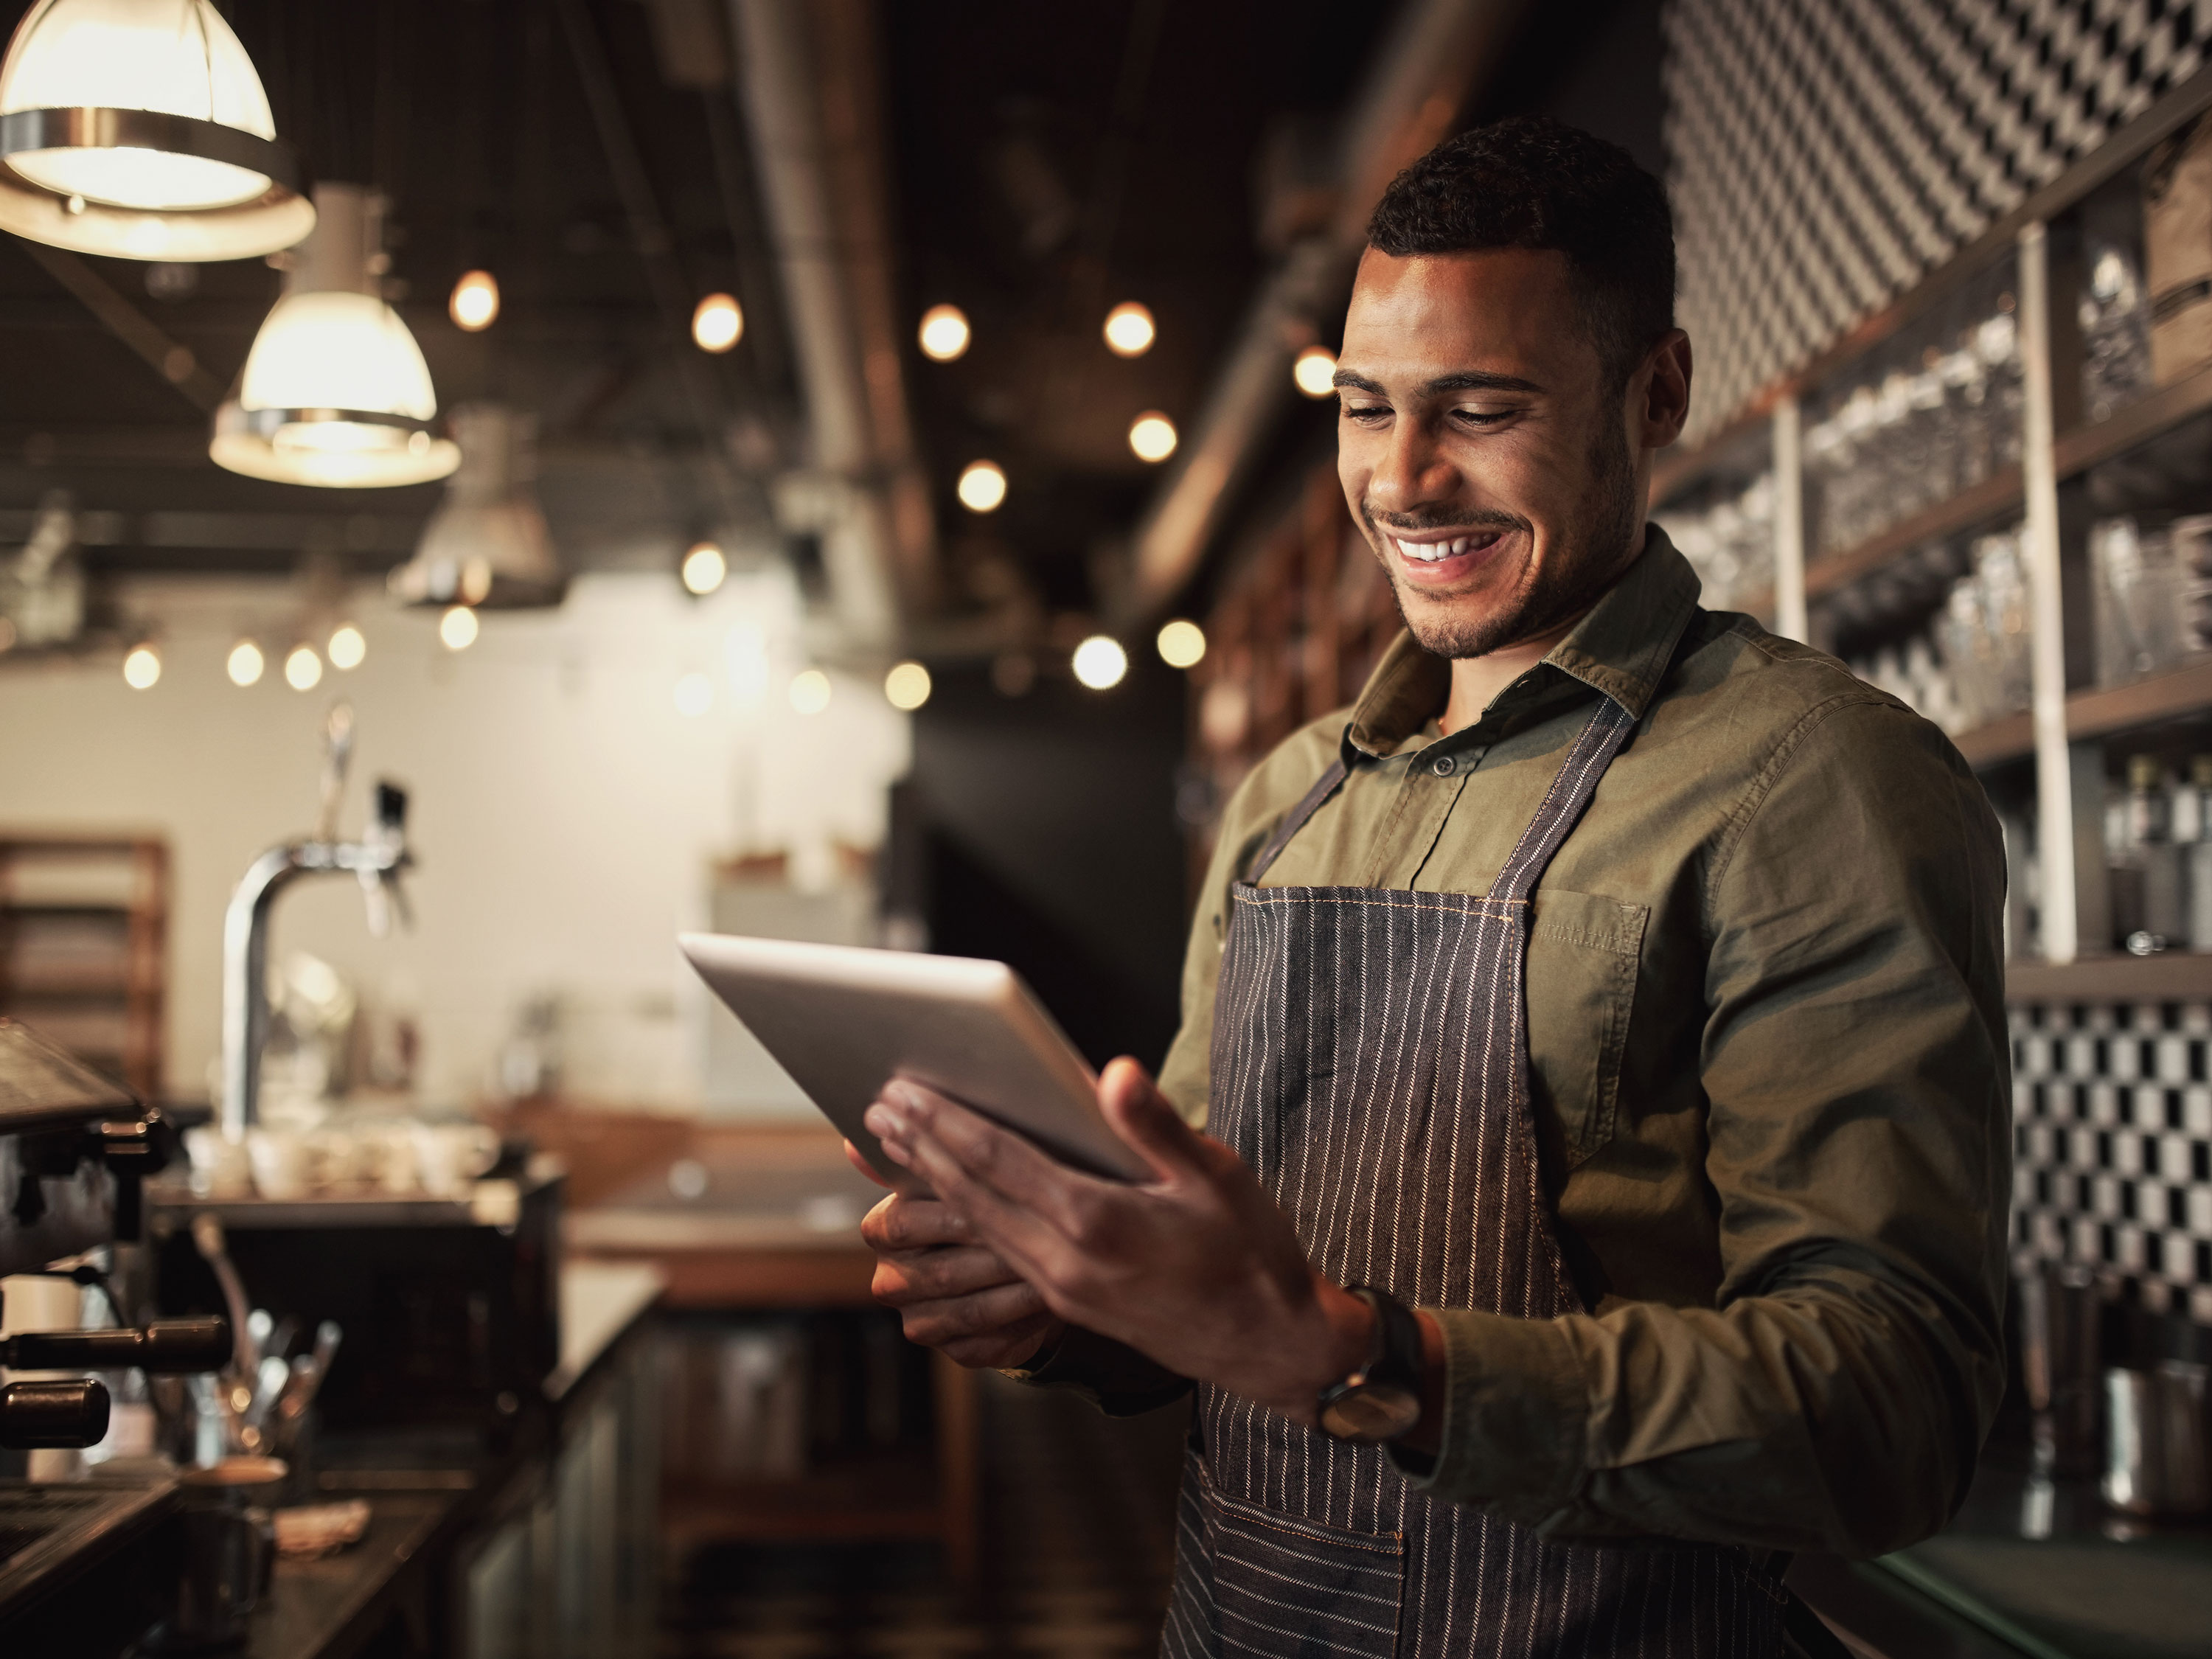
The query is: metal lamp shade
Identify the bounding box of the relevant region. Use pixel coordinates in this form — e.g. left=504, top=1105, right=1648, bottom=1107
left=388, top=405, right=566, bottom=610
left=0, top=0, right=312, bottom=260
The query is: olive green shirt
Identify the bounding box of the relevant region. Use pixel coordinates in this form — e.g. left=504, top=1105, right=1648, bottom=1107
left=1024, top=529, right=2011, bottom=1559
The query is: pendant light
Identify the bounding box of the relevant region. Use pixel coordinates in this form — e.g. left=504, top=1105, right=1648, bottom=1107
left=387, top=403, right=564, bottom=610
left=211, top=182, right=459, bottom=489
left=0, top=0, right=313, bottom=261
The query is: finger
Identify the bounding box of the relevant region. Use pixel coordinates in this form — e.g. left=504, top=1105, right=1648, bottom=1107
left=860, top=1192, right=973, bottom=1253
left=869, top=1089, right=1098, bottom=1244
left=942, top=1312, right=1060, bottom=1370
left=1096, top=1057, right=1209, bottom=1183
left=872, top=1243, right=1024, bottom=1306
left=872, top=1106, right=1083, bottom=1286
left=892, top=1281, right=1048, bottom=1346
left=844, top=1138, right=894, bottom=1189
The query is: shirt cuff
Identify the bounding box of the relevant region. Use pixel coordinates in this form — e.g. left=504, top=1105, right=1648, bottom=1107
left=1386, top=1307, right=1588, bottom=1513
left=1002, top=1324, right=1193, bottom=1417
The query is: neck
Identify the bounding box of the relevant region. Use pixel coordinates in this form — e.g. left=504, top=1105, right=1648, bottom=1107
left=1436, top=525, right=1648, bottom=736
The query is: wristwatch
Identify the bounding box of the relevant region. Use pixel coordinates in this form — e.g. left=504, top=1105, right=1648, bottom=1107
left=1315, top=1287, right=1425, bottom=1443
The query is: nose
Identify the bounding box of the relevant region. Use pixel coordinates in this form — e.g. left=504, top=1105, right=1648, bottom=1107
left=1365, top=412, right=1458, bottom=521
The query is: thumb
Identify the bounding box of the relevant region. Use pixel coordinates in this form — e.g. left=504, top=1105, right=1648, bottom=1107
left=842, top=1138, right=894, bottom=1189
left=1097, top=1057, right=1206, bottom=1183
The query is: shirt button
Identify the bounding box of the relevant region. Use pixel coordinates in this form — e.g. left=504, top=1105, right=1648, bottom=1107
left=1430, top=755, right=1457, bottom=776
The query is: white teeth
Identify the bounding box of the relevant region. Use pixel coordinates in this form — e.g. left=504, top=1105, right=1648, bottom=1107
left=1395, top=536, right=1470, bottom=563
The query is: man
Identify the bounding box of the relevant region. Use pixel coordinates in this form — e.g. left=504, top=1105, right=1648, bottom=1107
left=856, top=118, right=2009, bottom=1656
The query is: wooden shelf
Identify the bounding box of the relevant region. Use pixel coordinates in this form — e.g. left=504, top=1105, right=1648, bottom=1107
left=2053, top=357, right=2212, bottom=480
left=1952, top=711, right=2034, bottom=769
left=1939, top=661, right=2212, bottom=771
left=2007, top=953, right=2212, bottom=1003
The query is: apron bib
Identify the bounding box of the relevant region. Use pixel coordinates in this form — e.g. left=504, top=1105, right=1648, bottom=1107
left=1160, top=695, right=1785, bottom=1658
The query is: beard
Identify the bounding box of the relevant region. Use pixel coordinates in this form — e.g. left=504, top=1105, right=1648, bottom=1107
left=1364, top=414, right=1641, bottom=661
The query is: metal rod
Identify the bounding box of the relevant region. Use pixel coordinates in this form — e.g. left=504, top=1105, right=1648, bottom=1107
left=2018, top=220, right=2077, bottom=965
left=1770, top=396, right=1808, bottom=642
left=14, top=240, right=228, bottom=411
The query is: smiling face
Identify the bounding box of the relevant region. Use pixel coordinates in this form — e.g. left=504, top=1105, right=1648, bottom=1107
left=1335, top=246, right=1688, bottom=661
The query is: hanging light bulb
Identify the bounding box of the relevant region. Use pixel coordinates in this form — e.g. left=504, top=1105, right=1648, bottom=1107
left=1103, top=301, right=1155, bottom=357
left=1128, top=411, right=1178, bottom=462
left=327, top=622, right=365, bottom=669
left=0, top=0, right=313, bottom=260
left=1156, top=619, right=1206, bottom=668
left=883, top=661, right=931, bottom=711
left=449, top=268, right=498, bottom=332
left=692, top=292, right=742, bottom=352
left=680, top=541, right=726, bottom=596
left=121, top=640, right=159, bottom=688
left=282, top=642, right=321, bottom=690
left=917, top=303, right=969, bottom=362
left=956, top=460, right=1006, bottom=513
left=387, top=403, right=564, bottom=609
left=211, top=182, right=459, bottom=489
left=1293, top=344, right=1338, bottom=398
left=438, top=605, right=478, bottom=651
left=1072, top=635, right=1127, bottom=690
left=225, top=637, right=262, bottom=686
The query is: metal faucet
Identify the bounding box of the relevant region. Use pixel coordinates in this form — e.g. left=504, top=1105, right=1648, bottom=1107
left=219, top=703, right=412, bottom=1140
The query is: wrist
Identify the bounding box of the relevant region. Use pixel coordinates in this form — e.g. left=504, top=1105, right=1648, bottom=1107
left=1281, top=1279, right=1377, bottom=1425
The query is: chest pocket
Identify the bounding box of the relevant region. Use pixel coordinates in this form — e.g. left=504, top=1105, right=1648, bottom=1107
left=1526, top=888, right=1646, bottom=1166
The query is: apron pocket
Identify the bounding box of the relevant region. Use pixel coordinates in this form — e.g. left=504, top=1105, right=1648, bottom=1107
left=1203, top=1478, right=1404, bottom=1658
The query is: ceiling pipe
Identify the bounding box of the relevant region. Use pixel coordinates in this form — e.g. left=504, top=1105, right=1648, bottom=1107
left=727, top=0, right=935, bottom=649
left=1119, top=0, right=1531, bottom=625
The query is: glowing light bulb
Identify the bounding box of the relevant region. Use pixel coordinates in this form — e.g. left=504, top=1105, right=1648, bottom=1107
left=692, top=292, right=742, bottom=352
left=918, top=303, right=970, bottom=362
left=884, top=661, right=931, bottom=711
left=957, top=459, right=1006, bottom=513
left=439, top=605, right=479, bottom=650
left=1128, top=411, right=1177, bottom=462
left=449, top=269, right=499, bottom=331
left=122, top=643, right=160, bottom=689
left=1293, top=344, right=1338, bottom=398
left=1156, top=619, right=1206, bottom=669
left=674, top=671, right=713, bottom=717
left=789, top=668, right=832, bottom=714
left=681, top=541, right=727, bottom=596
left=1103, top=301, right=1155, bottom=357
left=283, top=644, right=322, bottom=690
left=327, top=622, right=366, bottom=670
left=226, top=639, right=264, bottom=686
left=1072, top=635, right=1127, bottom=690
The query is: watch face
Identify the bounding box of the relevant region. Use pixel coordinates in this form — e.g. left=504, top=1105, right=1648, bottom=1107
left=1317, top=1382, right=1421, bottom=1444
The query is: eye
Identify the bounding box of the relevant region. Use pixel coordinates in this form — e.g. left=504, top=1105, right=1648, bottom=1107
left=1340, top=398, right=1390, bottom=422
left=1450, top=406, right=1514, bottom=428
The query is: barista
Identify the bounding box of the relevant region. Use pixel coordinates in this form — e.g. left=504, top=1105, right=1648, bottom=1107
left=855, top=118, right=2008, bottom=1655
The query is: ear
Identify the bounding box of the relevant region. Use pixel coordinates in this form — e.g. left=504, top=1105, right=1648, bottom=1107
left=1638, top=330, right=1693, bottom=451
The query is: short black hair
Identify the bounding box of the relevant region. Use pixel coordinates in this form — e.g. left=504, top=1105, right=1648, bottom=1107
left=1366, top=116, right=1675, bottom=389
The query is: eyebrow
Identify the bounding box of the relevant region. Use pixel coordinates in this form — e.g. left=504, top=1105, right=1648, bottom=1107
left=1332, top=367, right=1547, bottom=396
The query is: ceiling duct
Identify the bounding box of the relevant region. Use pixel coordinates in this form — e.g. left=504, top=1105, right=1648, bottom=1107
left=1121, top=0, right=1531, bottom=623
left=388, top=405, right=566, bottom=611
left=727, top=0, right=934, bottom=648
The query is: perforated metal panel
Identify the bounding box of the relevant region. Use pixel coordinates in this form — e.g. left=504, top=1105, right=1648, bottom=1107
left=1664, top=0, right=2212, bottom=442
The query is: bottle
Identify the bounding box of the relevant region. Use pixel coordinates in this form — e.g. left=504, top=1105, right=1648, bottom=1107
left=2125, top=754, right=2184, bottom=953
left=2188, top=757, right=2212, bottom=952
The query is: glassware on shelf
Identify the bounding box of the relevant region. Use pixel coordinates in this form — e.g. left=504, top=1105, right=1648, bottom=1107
left=1843, top=524, right=2030, bottom=736
left=2089, top=516, right=2186, bottom=686
left=2186, top=756, right=2212, bottom=952
left=2079, top=240, right=2152, bottom=422
left=2168, top=514, right=2212, bottom=658
left=2117, top=754, right=2185, bottom=953
left=1656, top=471, right=1774, bottom=611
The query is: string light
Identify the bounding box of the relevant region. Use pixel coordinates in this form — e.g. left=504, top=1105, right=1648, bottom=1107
left=681, top=541, right=727, bottom=596
left=327, top=623, right=366, bottom=670
left=918, top=303, right=970, bottom=362
left=1128, top=411, right=1177, bottom=462
left=122, top=643, right=160, bottom=689
left=884, top=661, right=931, bottom=711
left=282, top=644, right=322, bottom=690
left=789, top=668, right=832, bottom=714
left=450, top=269, right=499, bottom=331
left=1103, top=301, right=1155, bottom=357
left=1072, top=636, right=1127, bottom=690
left=1156, top=619, right=1206, bottom=669
left=226, top=639, right=264, bottom=686
left=439, top=605, right=479, bottom=650
left=692, top=293, right=742, bottom=352
left=1293, top=344, right=1338, bottom=398
left=956, top=459, right=1006, bottom=513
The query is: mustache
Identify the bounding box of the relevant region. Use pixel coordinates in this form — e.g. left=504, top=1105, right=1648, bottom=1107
left=1359, top=503, right=1527, bottom=536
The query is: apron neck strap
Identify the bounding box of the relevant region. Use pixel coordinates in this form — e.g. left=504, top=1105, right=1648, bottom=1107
left=1240, top=757, right=1347, bottom=885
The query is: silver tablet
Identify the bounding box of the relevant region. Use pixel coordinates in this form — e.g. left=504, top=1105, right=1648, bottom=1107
left=678, top=932, right=1150, bottom=1188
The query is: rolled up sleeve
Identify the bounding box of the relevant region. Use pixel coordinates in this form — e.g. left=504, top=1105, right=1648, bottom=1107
left=1396, top=698, right=2012, bottom=1557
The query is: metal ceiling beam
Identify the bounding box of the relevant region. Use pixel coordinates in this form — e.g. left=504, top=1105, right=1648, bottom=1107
left=728, top=0, right=933, bottom=649
left=1120, top=0, right=1532, bottom=623
left=10, top=237, right=230, bottom=411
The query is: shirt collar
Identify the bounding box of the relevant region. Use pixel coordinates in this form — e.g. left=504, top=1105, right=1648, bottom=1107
left=1341, top=524, right=1703, bottom=760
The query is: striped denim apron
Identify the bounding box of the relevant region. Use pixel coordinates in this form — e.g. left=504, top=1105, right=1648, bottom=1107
left=1160, top=694, right=1786, bottom=1658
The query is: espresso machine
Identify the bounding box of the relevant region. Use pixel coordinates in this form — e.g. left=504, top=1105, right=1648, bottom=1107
left=0, top=1017, right=230, bottom=1638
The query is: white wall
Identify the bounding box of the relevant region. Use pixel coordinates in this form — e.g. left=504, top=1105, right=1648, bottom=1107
left=0, top=566, right=911, bottom=1112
